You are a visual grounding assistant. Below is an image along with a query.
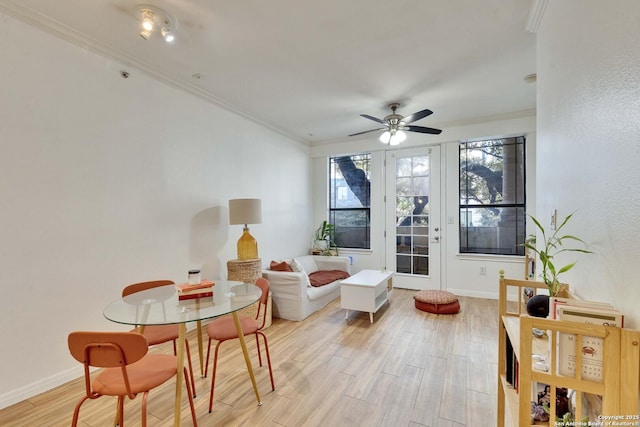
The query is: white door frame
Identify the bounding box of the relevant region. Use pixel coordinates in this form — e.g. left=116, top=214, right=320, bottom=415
left=385, top=146, right=442, bottom=290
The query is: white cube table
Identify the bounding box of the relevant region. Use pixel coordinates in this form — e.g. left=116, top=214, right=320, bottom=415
left=340, top=269, right=393, bottom=323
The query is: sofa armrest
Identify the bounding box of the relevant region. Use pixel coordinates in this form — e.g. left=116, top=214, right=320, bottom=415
left=262, top=270, right=307, bottom=288
left=312, top=256, right=351, bottom=274
left=262, top=270, right=310, bottom=320
left=262, top=270, right=309, bottom=298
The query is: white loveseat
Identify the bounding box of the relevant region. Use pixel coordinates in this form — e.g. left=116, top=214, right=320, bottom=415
left=262, top=255, right=350, bottom=321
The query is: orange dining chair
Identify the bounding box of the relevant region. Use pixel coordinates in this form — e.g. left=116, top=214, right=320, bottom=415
left=67, top=331, right=198, bottom=427
left=204, top=277, right=275, bottom=412
left=122, top=280, right=197, bottom=396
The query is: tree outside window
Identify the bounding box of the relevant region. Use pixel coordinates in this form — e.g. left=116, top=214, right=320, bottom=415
left=329, top=154, right=371, bottom=249
left=459, top=136, right=526, bottom=255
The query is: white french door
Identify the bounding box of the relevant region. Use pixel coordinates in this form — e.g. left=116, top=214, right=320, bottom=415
left=385, top=146, right=442, bottom=290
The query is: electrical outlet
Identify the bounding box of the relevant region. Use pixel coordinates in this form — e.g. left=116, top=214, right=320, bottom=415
left=480, top=266, right=486, bottom=275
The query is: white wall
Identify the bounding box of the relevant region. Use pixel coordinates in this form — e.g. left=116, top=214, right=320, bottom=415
left=536, top=1, right=640, bottom=328
left=311, top=114, right=536, bottom=298
left=0, top=15, right=312, bottom=407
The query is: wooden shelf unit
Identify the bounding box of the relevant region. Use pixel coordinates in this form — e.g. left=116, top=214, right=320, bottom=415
left=497, top=277, right=640, bottom=427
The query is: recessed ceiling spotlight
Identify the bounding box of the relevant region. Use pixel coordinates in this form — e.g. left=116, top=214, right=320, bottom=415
left=524, top=73, right=537, bottom=84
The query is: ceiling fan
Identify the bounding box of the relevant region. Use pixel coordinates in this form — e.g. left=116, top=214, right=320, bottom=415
left=349, top=102, right=442, bottom=145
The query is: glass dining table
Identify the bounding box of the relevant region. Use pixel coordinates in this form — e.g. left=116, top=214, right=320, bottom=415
left=103, top=280, right=262, bottom=427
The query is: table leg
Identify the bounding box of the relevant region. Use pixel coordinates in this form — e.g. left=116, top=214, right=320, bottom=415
left=174, top=323, right=186, bottom=427
left=232, top=311, right=262, bottom=405
left=196, top=319, right=204, bottom=377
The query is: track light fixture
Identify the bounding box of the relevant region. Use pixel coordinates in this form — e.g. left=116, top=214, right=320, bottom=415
left=139, top=28, right=152, bottom=40
left=161, top=26, right=175, bottom=43
left=141, top=10, right=154, bottom=31
left=136, top=4, right=177, bottom=43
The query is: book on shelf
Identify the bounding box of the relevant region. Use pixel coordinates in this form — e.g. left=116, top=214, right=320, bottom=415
left=556, top=304, right=624, bottom=381
left=175, top=280, right=214, bottom=293
left=505, top=335, right=514, bottom=387
left=503, top=335, right=521, bottom=392
left=549, top=296, right=614, bottom=320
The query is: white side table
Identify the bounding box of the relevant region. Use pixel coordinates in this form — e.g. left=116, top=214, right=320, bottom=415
left=340, top=269, right=393, bottom=323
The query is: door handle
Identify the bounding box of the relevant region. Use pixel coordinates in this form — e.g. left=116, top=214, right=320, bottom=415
left=432, top=227, right=440, bottom=243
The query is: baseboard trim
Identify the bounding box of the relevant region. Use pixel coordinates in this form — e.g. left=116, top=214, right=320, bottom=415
left=0, top=366, right=80, bottom=410
left=444, top=288, right=498, bottom=300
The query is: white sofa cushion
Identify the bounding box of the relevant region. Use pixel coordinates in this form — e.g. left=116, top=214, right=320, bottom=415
left=307, top=281, right=340, bottom=301
left=294, top=256, right=318, bottom=275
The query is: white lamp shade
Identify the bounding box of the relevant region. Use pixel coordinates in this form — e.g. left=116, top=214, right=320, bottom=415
left=379, top=131, right=391, bottom=144
left=229, top=198, right=262, bottom=225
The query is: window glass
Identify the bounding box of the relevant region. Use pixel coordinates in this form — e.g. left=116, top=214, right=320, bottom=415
left=329, top=154, right=371, bottom=249
left=459, top=137, right=526, bottom=255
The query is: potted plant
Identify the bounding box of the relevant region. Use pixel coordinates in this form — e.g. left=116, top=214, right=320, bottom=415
left=524, top=212, right=592, bottom=297
left=312, top=220, right=338, bottom=256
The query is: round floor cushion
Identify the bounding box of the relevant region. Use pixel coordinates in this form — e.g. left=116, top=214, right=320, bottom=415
left=414, top=290, right=460, bottom=314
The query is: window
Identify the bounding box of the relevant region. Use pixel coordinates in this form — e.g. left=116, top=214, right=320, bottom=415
left=459, top=136, right=526, bottom=255
left=329, top=154, right=371, bottom=249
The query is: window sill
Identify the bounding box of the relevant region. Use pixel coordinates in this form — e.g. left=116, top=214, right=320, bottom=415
left=456, top=253, right=525, bottom=263
left=336, top=248, right=373, bottom=255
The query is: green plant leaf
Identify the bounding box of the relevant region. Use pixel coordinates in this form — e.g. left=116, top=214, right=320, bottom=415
left=526, top=213, right=592, bottom=294
left=557, top=262, right=576, bottom=275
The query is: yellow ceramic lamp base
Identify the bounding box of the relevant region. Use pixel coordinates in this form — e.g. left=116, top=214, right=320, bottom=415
left=237, top=227, right=258, bottom=260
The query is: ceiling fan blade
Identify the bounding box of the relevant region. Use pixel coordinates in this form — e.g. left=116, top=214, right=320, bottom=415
left=360, top=114, right=385, bottom=124
left=402, top=108, right=433, bottom=124
left=348, top=128, right=385, bottom=137
left=406, top=125, right=442, bottom=135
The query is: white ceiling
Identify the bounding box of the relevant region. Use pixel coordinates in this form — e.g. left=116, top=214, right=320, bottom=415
left=0, top=0, right=538, bottom=145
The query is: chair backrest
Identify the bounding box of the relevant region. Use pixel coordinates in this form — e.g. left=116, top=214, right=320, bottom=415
left=68, top=331, right=149, bottom=368
left=68, top=331, right=150, bottom=400
left=122, top=279, right=175, bottom=297
left=255, top=278, right=270, bottom=328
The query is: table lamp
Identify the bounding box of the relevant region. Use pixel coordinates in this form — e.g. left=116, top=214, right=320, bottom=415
left=229, top=198, right=262, bottom=260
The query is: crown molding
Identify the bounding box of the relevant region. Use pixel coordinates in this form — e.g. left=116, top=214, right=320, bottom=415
left=526, top=0, right=548, bottom=33
left=0, top=0, right=303, bottom=143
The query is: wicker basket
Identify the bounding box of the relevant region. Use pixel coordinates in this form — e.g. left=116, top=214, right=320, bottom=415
left=227, top=258, right=272, bottom=328
left=227, top=258, right=262, bottom=283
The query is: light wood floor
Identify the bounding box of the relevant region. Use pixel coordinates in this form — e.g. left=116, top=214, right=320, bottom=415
left=0, top=289, right=498, bottom=427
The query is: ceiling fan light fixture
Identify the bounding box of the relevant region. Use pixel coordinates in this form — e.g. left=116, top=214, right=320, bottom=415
left=388, top=130, right=406, bottom=146
left=379, top=129, right=407, bottom=145
left=352, top=103, right=441, bottom=142
left=379, top=131, right=391, bottom=144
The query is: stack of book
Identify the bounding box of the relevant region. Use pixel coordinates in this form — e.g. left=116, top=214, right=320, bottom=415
left=550, top=297, right=624, bottom=381
left=176, top=280, right=214, bottom=301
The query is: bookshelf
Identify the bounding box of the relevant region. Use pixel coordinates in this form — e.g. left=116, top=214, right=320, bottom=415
left=497, top=276, right=640, bottom=427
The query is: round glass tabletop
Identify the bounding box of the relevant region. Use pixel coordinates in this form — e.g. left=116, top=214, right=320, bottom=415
left=103, top=280, right=261, bottom=326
